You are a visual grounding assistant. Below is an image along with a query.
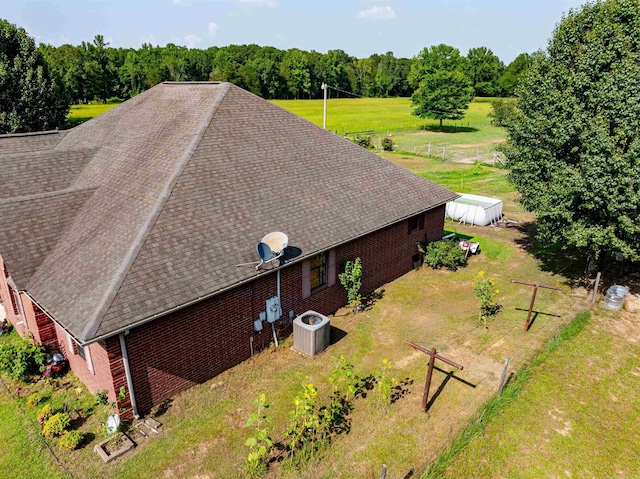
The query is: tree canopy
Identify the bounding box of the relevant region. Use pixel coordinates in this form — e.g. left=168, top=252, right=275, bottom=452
left=506, top=0, right=640, bottom=265
left=498, top=53, right=532, bottom=97
left=465, top=46, right=502, bottom=96
left=0, top=19, right=68, bottom=133
left=409, top=44, right=473, bottom=130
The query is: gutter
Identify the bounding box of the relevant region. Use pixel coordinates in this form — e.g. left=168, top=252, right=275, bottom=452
left=119, top=332, right=140, bottom=419
left=82, top=197, right=455, bottom=346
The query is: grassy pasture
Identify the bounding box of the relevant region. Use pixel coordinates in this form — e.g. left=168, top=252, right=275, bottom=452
left=271, top=96, right=496, bottom=134
left=67, top=96, right=507, bottom=163
left=67, top=101, right=120, bottom=127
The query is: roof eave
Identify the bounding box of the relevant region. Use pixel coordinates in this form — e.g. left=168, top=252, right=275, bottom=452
left=81, top=197, right=455, bottom=345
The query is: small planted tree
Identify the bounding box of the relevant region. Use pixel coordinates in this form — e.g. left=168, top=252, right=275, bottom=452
left=285, top=380, right=321, bottom=466
left=375, top=359, right=398, bottom=408
left=244, top=393, right=273, bottom=477
left=472, top=271, right=501, bottom=329
left=339, top=258, right=363, bottom=312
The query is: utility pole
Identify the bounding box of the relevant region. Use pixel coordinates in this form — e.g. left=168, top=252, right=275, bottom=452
left=321, top=82, right=328, bottom=129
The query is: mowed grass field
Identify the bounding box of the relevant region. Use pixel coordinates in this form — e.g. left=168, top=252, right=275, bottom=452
left=271, top=96, right=495, bottom=134
left=67, top=101, right=120, bottom=126
left=69, top=96, right=507, bottom=162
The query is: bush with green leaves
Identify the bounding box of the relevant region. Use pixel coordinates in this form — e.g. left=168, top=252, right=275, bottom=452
left=375, top=359, right=398, bottom=406
left=37, top=404, right=53, bottom=424
left=381, top=137, right=394, bottom=151
left=328, top=355, right=360, bottom=400
left=42, top=412, right=70, bottom=438
left=58, top=430, right=83, bottom=450
left=418, top=240, right=467, bottom=271
left=488, top=98, right=517, bottom=127
left=285, top=380, right=322, bottom=466
left=95, top=390, right=108, bottom=405
left=0, top=331, right=47, bottom=382
left=472, top=271, right=502, bottom=329
left=352, top=134, right=372, bottom=149
left=26, top=392, right=44, bottom=406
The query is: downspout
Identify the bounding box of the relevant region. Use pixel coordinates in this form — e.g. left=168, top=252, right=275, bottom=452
left=119, top=332, right=140, bottom=419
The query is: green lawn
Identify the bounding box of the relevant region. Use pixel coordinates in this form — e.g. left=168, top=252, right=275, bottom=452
left=67, top=96, right=508, bottom=165
left=271, top=97, right=496, bottom=135
left=433, top=306, right=640, bottom=479
left=0, top=387, right=67, bottom=479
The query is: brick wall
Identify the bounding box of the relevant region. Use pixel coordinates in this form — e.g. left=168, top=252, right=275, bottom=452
left=125, top=207, right=445, bottom=414
left=54, top=323, right=120, bottom=401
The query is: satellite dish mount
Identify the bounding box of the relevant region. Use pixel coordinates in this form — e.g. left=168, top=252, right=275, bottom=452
left=237, top=232, right=289, bottom=270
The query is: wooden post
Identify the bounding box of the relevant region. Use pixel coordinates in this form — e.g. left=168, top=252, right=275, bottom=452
left=511, top=280, right=563, bottom=331
left=422, top=348, right=437, bottom=412
left=497, top=357, right=510, bottom=395
left=591, top=271, right=602, bottom=305
left=380, top=464, right=387, bottom=479
left=406, top=341, right=464, bottom=413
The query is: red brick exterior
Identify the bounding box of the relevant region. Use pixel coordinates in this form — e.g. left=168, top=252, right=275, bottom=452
left=0, top=206, right=446, bottom=417
left=124, top=207, right=445, bottom=414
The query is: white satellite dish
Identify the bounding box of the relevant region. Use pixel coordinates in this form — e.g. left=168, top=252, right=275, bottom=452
left=261, top=232, right=288, bottom=254
left=237, top=232, right=289, bottom=270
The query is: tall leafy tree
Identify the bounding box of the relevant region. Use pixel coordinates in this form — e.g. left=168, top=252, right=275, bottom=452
left=507, top=0, right=640, bottom=265
left=84, top=35, right=118, bottom=103
left=0, top=19, right=69, bottom=133
left=498, top=53, right=532, bottom=97
left=409, top=44, right=473, bottom=130
left=465, top=46, right=501, bottom=96
left=280, top=49, right=311, bottom=99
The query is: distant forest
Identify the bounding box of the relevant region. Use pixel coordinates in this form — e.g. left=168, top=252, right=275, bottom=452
left=39, top=35, right=532, bottom=104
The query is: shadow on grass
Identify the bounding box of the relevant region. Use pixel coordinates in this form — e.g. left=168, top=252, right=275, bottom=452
left=330, top=326, right=348, bottom=345
left=77, top=431, right=96, bottom=450
left=362, top=289, right=385, bottom=311
left=443, top=229, right=475, bottom=241
left=152, top=398, right=173, bottom=418
left=391, top=378, right=413, bottom=404
left=418, top=125, right=480, bottom=134
left=513, top=221, right=589, bottom=287
left=424, top=366, right=477, bottom=412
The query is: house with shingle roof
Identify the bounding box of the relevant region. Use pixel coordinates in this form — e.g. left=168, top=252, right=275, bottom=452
left=0, top=82, right=457, bottom=417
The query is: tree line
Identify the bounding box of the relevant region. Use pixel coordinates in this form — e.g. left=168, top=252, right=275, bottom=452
left=37, top=34, right=532, bottom=104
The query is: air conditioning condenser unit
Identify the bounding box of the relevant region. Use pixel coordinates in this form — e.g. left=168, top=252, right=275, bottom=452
left=293, top=311, right=330, bottom=356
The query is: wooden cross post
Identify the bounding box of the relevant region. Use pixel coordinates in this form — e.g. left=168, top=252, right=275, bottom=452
left=511, top=280, right=562, bottom=331
left=406, top=341, right=464, bottom=412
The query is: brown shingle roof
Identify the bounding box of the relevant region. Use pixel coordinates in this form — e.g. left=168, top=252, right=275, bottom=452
left=0, top=82, right=457, bottom=343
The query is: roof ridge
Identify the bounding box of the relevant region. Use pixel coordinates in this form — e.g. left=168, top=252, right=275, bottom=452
left=0, top=185, right=99, bottom=205
left=80, top=82, right=232, bottom=341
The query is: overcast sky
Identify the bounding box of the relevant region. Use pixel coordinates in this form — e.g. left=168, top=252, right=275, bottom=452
left=3, top=0, right=587, bottom=64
